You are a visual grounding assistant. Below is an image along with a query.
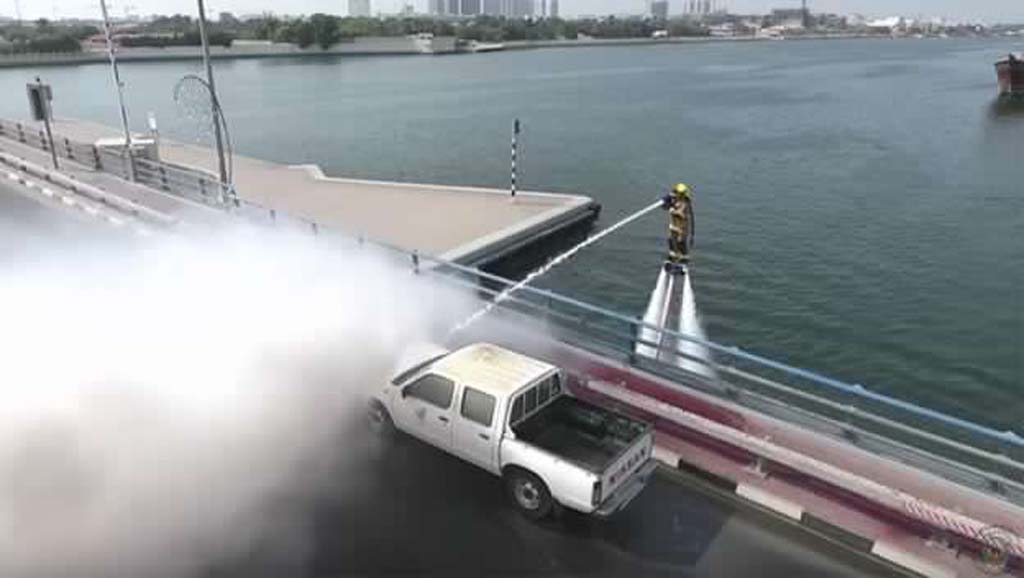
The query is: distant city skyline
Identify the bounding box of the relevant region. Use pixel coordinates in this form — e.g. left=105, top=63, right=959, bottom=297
left=5, top=0, right=1024, bottom=22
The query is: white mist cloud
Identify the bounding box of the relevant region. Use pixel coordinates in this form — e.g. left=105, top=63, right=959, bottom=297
left=0, top=226, right=474, bottom=577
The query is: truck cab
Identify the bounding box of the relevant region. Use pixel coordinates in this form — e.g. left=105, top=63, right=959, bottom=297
left=370, top=343, right=657, bottom=519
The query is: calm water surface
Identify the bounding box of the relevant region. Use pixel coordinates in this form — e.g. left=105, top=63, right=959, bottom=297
left=0, top=38, right=1020, bottom=430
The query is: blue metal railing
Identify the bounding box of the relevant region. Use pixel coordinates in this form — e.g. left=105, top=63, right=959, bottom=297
left=417, top=250, right=1024, bottom=449
left=252, top=210, right=1023, bottom=503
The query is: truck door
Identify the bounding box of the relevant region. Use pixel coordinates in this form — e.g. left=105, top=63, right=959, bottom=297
left=453, top=386, right=499, bottom=473
left=394, top=373, right=455, bottom=451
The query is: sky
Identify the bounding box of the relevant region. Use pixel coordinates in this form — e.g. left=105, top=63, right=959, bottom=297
left=7, top=0, right=1024, bottom=23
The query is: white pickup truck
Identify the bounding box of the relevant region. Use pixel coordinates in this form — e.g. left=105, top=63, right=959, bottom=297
left=369, top=343, right=657, bottom=519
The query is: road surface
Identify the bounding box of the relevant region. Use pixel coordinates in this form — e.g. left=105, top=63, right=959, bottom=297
left=0, top=180, right=126, bottom=265
left=219, top=432, right=897, bottom=577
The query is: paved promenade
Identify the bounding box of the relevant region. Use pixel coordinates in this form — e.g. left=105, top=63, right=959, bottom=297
left=49, top=118, right=599, bottom=265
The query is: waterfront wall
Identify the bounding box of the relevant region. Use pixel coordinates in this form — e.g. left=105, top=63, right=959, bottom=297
left=0, top=33, right=894, bottom=68
left=0, top=36, right=458, bottom=68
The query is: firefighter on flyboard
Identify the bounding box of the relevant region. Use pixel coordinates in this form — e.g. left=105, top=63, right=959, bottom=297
left=661, top=183, right=695, bottom=275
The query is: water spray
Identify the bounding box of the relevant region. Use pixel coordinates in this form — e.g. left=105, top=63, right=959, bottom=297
left=635, top=183, right=715, bottom=376
left=449, top=200, right=664, bottom=336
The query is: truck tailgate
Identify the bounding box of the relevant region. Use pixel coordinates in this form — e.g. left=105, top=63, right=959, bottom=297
left=600, top=429, right=654, bottom=502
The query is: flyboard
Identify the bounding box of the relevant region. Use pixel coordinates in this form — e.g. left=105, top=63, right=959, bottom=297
left=635, top=187, right=714, bottom=378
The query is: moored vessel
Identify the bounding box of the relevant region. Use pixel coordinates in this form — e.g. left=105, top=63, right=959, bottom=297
left=995, top=53, right=1024, bottom=97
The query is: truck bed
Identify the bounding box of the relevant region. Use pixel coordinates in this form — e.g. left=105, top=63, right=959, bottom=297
left=512, top=396, right=649, bottom=473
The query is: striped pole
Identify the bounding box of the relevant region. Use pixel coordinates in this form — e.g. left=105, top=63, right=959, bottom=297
left=511, top=118, right=520, bottom=198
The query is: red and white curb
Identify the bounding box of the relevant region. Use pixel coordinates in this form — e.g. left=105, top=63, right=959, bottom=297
left=652, top=441, right=991, bottom=577
left=593, top=379, right=1024, bottom=556
left=609, top=376, right=1024, bottom=577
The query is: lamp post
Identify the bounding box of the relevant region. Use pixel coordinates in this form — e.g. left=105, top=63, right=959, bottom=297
left=195, top=0, right=229, bottom=187
left=99, top=0, right=137, bottom=181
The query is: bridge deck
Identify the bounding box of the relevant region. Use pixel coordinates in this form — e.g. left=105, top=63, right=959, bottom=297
left=0, top=183, right=899, bottom=578
left=48, top=118, right=600, bottom=265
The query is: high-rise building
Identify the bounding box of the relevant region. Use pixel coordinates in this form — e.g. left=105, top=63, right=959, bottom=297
left=650, top=0, right=668, bottom=19
left=482, top=0, right=502, bottom=15
left=348, top=0, right=371, bottom=17
left=509, top=0, right=534, bottom=17
left=549, top=0, right=558, bottom=17
left=439, top=0, right=534, bottom=18
left=431, top=0, right=484, bottom=15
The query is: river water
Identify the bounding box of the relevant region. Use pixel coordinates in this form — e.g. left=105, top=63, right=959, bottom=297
left=0, top=38, right=1020, bottom=430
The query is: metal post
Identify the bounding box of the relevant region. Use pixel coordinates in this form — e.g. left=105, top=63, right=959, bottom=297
left=99, top=0, right=137, bottom=182
left=510, top=118, right=520, bottom=198
left=41, top=117, right=58, bottom=170
left=196, top=0, right=229, bottom=188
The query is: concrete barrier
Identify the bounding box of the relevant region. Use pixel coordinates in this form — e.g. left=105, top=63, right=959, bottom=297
left=590, top=379, right=1024, bottom=560
left=0, top=151, right=176, bottom=227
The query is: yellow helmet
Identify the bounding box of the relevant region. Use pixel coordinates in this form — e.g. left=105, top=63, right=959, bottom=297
left=673, top=183, right=691, bottom=199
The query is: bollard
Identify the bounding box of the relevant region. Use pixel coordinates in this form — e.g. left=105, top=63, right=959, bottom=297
left=92, top=146, right=102, bottom=170
left=198, top=177, right=207, bottom=198
left=17, top=123, right=25, bottom=143
left=64, top=138, right=74, bottom=160
left=627, top=317, right=642, bottom=365
left=841, top=428, right=860, bottom=444
left=987, top=479, right=1007, bottom=496
left=411, top=251, right=420, bottom=274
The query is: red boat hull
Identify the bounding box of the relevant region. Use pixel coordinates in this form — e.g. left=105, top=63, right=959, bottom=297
left=996, top=56, right=1024, bottom=97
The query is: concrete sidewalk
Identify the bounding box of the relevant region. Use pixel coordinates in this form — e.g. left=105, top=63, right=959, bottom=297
left=50, top=118, right=600, bottom=265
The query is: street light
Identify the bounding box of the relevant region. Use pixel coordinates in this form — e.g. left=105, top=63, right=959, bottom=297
left=99, top=0, right=137, bottom=181
left=195, top=0, right=229, bottom=187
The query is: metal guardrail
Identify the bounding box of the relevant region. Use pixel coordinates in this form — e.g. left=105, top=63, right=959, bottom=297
left=412, top=249, right=1024, bottom=505
left=3, top=116, right=1021, bottom=506
left=0, top=118, right=234, bottom=209
left=224, top=188, right=1024, bottom=509
left=223, top=194, right=1024, bottom=504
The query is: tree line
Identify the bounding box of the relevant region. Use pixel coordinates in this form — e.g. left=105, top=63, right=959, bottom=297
left=0, top=19, right=99, bottom=55
left=0, top=14, right=710, bottom=57
left=241, top=14, right=707, bottom=47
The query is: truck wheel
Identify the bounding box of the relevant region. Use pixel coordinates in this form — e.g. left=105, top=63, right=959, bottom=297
left=505, top=469, right=553, bottom=520
left=368, top=401, right=395, bottom=438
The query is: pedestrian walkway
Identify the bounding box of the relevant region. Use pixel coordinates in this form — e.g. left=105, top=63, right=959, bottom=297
left=49, top=118, right=600, bottom=265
